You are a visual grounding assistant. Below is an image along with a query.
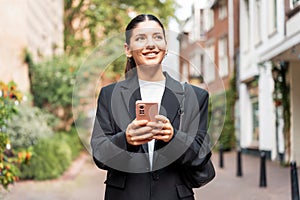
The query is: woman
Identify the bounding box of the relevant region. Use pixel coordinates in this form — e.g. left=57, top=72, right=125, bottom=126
left=91, top=14, right=214, bottom=200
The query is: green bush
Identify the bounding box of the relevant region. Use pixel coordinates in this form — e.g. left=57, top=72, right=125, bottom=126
left=55, top=128, right=84, bottom=160
left=27, top=54, right=81, bottom=131
left=19, top=128, right=83, bottom=180
left=209, top=77, right=237, bottom=151
left=19, top=138, right=72, bottom=180
left=6, top=104, right=57, bottom=149
left=219, top=90, right=236, bottom=150
left=28, top=55, right=79, bottom=108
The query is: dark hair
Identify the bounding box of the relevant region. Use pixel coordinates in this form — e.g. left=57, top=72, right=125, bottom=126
left=124, top=14, right=166, bottom=76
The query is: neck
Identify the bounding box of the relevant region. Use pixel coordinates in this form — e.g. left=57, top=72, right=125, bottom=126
left=137, top=64, right=165, bottom=81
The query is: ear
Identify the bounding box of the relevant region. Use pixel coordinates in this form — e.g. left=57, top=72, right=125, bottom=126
left=164, top=48, right=168, bottom=57
left=124, top=43, right=132, bottom=58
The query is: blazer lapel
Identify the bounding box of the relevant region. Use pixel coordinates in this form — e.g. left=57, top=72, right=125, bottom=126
left=119, top=72, right=141, bottom=121
left=153, top=73, right=185, bottom=167
left=118, top=72, right=150, bottom=154
left=159, top=72, right=184, bottom=126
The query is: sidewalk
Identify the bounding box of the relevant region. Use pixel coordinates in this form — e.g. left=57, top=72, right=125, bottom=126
left=0, top=152, right=106, bottom=200
left=196, top=151, right=291, bottom=200
left=0, top=151, right=295, bottom=200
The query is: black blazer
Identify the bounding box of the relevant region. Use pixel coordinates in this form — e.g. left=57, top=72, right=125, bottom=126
left=91, top=71, right=211, bottom=200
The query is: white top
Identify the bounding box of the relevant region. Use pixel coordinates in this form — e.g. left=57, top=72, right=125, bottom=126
left=138, top=79, right=166, bottom=170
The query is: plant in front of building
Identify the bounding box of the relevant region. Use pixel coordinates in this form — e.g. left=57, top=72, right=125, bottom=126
left=220, top=76, right=237, bottom=151
left=272, top=62, right=291, bottom=164
left=26, top=52, right=81, bottom=131
left=209, top=75, right=237, bottom=151
left=0, top=81, right=28, bottom=189
left=19, top=128, right=83, bottom=180
left=6, top=103, right=56, bottom=149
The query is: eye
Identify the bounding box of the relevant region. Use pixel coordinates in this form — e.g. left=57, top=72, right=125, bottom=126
left=154, top=34, right=163, bottom=41
left=135, top=36, right=146, bottom=41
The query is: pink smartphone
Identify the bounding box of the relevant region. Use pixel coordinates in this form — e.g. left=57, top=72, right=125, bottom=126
left=135, top=101, right=158, bottom=122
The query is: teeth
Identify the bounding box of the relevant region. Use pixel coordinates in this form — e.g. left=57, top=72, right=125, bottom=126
left=145, top=53, right=156, bottom=56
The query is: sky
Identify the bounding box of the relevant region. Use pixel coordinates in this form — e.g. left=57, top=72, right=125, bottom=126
left=162, top=0, right=194, bottom=80
left=168, top=0, right=193, bottom=32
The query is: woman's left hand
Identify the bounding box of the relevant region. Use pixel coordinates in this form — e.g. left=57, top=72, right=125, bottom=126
left=147, top=115, right=174, bottom=142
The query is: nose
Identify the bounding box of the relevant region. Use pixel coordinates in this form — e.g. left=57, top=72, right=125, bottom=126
left=146, top=37, right=155, bottom=49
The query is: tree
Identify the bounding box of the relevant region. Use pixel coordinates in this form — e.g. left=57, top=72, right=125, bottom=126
left=64, top=0, right=177, bottom=55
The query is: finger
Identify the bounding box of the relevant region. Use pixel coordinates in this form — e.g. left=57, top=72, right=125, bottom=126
left=152, top=129, right=172, bottom=135
left=130, top=139, right=153, bottom=146
left=155, top=115, right=169, bottom=123
left=153, top=134, right=171, bottom=142
left=131, top=119, right=148, bottom=128
left=133, top=126, right=153, bottom=136
left=131, top=132, right=153, bottom=141
left=146, top=121, right=164, bottom=130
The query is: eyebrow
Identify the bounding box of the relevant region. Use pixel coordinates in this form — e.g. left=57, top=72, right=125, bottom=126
left=134, top=32, right=163, bottom=37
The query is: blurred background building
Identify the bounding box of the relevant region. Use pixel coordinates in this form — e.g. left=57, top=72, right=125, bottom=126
left=238, top=0, right=300, bottom=164
left=0, top=0, right=64, bottom=92
left=178, top=0, right=300, bottom=165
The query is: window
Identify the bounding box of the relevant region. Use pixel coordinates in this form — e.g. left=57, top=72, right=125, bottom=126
left=218, top=37, right=228, bottom=77
left=247, top=78, right=259, bottom=147
left=242, top=0, right=250, bottom=52
left=219, top=2, right=227, bottom=20
left=189, top=52, right=203, bottom=84
left=268, top=0, right=277, bottom=35
left=200, top=10, right=205, bottom=38
left=251, top=97, right=259, bottom=146
left=247, top=77, right=260, bottom=147
left=255, top=0, right=262, bottom=45
left=204, top=9, right=214, bottom=31
left=182, top=62, right=189, bottom=82
left=291, top=0, right=300, bottom=8
left=190, top=53, right=201, bottom=78
left=204, top=44, right=215, bottom=83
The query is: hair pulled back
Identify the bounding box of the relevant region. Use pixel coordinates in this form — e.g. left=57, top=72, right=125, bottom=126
left=124, top=14, right=166, bottom=76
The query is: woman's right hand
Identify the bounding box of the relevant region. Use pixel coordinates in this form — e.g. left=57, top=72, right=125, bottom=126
left=126, top=119, right=153, bottom=146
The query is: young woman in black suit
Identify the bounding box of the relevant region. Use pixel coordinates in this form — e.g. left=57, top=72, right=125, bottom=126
left=91, top=14, right=214, bottom=200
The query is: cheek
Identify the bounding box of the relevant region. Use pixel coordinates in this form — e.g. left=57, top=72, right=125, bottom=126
left=131, top=51, right=142, bottom=60
left=156, top=41, right=167, bottom=50
left=131, top=44, right=144, bottom=52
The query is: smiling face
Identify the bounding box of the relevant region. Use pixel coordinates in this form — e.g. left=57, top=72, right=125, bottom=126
left=125, top=20, right=167, bottom=67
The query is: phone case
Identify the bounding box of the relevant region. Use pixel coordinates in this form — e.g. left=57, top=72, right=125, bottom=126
left=135, top=101, right=158, bottom=122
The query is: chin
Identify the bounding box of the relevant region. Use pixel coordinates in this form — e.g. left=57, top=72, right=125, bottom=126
left=139, top=63, right=162, bottom=68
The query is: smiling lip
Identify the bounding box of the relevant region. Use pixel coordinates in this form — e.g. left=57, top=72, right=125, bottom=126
left=143, top=51, right=159, bottom=58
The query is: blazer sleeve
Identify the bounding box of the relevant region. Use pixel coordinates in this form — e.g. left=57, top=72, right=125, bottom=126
left=91, top=85, right=144, bottom=171
left=91, top=86, right=128, bottom=170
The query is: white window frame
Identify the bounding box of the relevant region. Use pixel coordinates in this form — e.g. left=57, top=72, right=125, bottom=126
left=204, top=44, right=215, bottom=83
left=204, top=9, right=214, bottom=32
left=189, top=52, right=201, bottom=78
left=241, top=0, right=250, bottom=52
left=255, top=0, right=262, bottom=45
left=218, top=2, right=227, bottom=20
left=291, top=0, right=300, bottom=8
left=268, top=0, right=277, bottom=35
left=218, top=37, right=228, bottom=77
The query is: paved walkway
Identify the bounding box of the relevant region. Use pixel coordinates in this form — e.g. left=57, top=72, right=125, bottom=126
left=196, top=151, right=291, bottom=200
left=0, top=152, right=106, bottom=200
left=0, top=151, right=296, bottom=200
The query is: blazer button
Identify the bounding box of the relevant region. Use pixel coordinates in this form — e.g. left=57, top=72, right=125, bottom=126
left=152, top=172, right=159, bottom=181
